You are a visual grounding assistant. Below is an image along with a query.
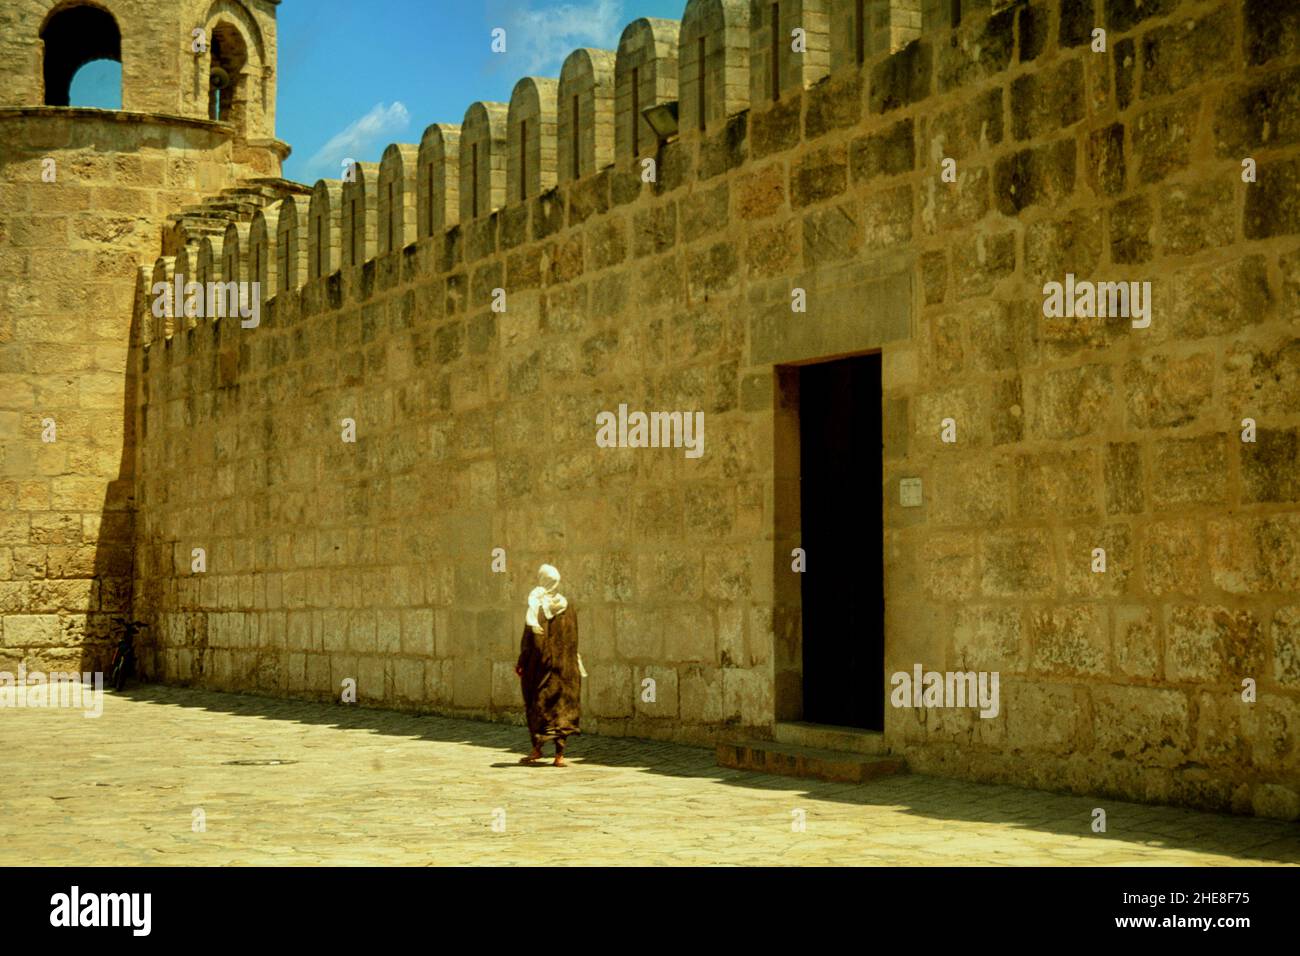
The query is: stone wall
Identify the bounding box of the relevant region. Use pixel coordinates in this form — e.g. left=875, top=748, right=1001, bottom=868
left=129, top=0, right=1300, bottom=816
left=0, top=106, right=278, bottom=673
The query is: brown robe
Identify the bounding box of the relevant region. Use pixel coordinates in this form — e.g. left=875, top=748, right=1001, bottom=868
left=517, top=604, right=581, bottom=744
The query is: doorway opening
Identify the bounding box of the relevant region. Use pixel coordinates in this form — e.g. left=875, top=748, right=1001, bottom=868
left=795, top=352, right=884, bottom=730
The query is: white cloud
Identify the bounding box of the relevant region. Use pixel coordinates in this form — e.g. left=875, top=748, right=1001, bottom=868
left=494, top=0, right=626, bottom=75
left=303, top=101, right=411, bottom=181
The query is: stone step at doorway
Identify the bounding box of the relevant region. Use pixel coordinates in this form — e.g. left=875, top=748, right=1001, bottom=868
left=773, top=721, right=891, bottom=757
left=717, top=739, right=907, bottom=785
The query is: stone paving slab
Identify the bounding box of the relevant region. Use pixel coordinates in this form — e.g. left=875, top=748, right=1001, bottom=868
left=1, top=684, right=1297, bottom=866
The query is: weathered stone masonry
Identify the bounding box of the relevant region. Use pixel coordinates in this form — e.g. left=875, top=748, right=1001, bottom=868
left=5, top=0, right=1300, bottom=819
left=1, top=2, right=287, bottom=692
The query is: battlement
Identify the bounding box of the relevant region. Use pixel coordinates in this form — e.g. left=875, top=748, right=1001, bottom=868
left=138, top=0, right=1033, bottom=344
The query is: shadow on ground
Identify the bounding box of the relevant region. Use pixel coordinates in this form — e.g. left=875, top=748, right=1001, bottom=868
left=111, top=681, right=1300, bottom=864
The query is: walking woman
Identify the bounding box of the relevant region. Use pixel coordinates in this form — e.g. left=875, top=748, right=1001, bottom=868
left=515, top=564, right=582, bottom=766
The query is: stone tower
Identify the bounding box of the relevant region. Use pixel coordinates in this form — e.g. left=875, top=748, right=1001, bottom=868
left=0, top=0, right=289, bottom=673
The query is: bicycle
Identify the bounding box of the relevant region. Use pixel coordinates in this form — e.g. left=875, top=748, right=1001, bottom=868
left=108, top=618, right=147, bottom=691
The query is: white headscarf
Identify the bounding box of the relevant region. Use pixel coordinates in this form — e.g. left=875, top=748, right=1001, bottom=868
left=525, top=563, right=568, bottom=633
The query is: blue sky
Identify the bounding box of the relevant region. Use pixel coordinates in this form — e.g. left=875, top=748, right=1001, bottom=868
left=69, top=0, right=687, bottom=183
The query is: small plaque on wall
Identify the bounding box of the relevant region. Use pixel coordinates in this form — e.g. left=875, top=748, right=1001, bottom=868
left=900, top=477, right=922, bottom=508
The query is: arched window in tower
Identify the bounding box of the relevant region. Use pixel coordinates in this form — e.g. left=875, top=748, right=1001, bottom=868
left=40, top=3, right=122, bottom=108
left=208, top=22, right=249, bottom=124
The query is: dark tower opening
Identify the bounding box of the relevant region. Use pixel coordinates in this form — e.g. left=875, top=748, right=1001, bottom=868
left=40, top=3, right=121, bottom=107
left=208, top=22, right=248, bottom=124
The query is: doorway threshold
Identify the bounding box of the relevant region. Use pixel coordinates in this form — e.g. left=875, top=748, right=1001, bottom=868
left=775, top=721, right=889, bottom=756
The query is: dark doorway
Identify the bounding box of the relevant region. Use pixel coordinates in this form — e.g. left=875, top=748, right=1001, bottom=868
left=798, top=353, right=883, bottom=730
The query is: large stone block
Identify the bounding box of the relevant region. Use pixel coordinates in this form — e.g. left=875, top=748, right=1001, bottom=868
left=952, top=604, right=1024, bottom=672
left=1142, top=520, right=1203, bottom=597
left=802, top=201, right=861, bottom=263
left=747, top=218, right=799, bottom=277
left=1031, top=604, right=1107, bottom=676
left=1166, top=605, right=1263, bottom=683
left=929, top=456, right=1013, bottom=526
left=804, top=72, right=863, bottom=140
left=951, top=230, right=1014, bottom=300
left=1025, top=207, right=1103, bottom=279
left=1012, top=59, right=1085, bottom=141
left=1170, top=257, right=1268, bottom=340
left=1123, top=351, right=1214, bottom=428
left=936, top=6, right=1015, bottom=93
left=1015, top=449, right=1099, bottom=520
left=1252, top=784, right=1300, bottom=822
left=749, top=270, right=910, bottom=365
left=1108, top=193, right=1154, bottom=264
left=723, top=666, right=772, bottom=726
left=1139, top=7, right=1232, bottom=99
left=1160, top=177, right=1235, bottom=256
left=926, top=89, right=1002, bottom=163
left=452, top=657, right=492, bottom=708
left=980, top=527, right=1056, bottom=598
left=734, top=163, right=785, bottom=221
left=851, top=118, right=916, bottom=183
left=634, top=664, right=679, bottom=717
left=1193, top=690, right=1252, bottom=767
left=1208, top=514, right=1300, bottom=594
left=1150, top=435, right=1228, bottom=509
left=1005, top=681, right=1079, bottom=750
left=680, top=182, right=729, bottom=243
left=870, top=39, right=932, bottom=114
left=1113, top=605, right=1159, bottom=679
left=1213, top=66, right=1300, bottom=157
left=862, top=185, right=913, bottom=252
left=1103, top=0, right=1178, bottom=33
left=1026, top=364, right=1113, bottom=439
left=920, top=531, right=979, bottom=600
left=1091, top=685, right=1190, bottom=768
left=993, top=139, right=1076, bottom=216
left=750, top=95, right=801, bottom=159
left=1059, top=0, right=1096, bottom=47
left=0, top=614, right=61, bottom=647
left=1061, top=524, right=1132, bottom=597
left=1244, top=158, right=1300, bottom=240
left=589, top=663, right=634, bottom=717
left=1242, top=429, right=1300, bottom=504
left=790, top=145, right=848, bottom=208
left=1222, top=337, right=1300, bottom=417
left=1132, top=99, right=1199, bottom=185
left=1273, top=606, right=1300, bottom=689
left=1245, top=0, right=1300, bottom=65
left=679, top=665, right=724, bottom=724
left=922, top=165, right=990, bottom=235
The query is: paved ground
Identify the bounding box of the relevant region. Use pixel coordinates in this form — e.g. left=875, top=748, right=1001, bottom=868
left=1, top=683, right=1297, bottom=866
